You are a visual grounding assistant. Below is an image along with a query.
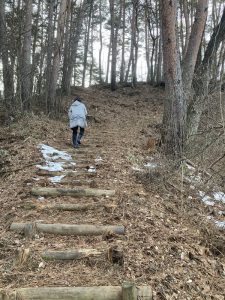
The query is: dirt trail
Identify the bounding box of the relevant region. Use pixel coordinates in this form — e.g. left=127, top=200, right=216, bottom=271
left=1, top=85, right=225, bottom=299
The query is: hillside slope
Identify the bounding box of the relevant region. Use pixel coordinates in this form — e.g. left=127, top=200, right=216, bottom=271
left=0, top=85, right=225, bottom=299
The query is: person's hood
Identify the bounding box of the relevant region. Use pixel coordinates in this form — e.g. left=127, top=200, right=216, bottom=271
left=72, top=100, right=81, bottom=106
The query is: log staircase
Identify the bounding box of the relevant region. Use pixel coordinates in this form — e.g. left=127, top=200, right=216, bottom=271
left=1, top=130, right=152, bottom=300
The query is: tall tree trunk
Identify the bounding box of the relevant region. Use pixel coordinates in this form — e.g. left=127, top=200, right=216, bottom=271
left=82, top=0, right=93, bottom=88
left=99, top=0, right=103, bottom=83
left=187, top=7, right=225, bottom=138
left=120, top=0, right=126, bottom=83
left=0, top=0, right=14, bottom=105
left=48, top=0, right=67, bottom=110
left=106, top=36, right=111, bottom=83
left=109, top=0, right=116, bottom=90
left=182, top=0, right=208, bottom=99
left=89, top=24, right=94, bottom=86
left=182, top=0, right=191, bottom=57
left=21, top=0, right=32, bottom=110
left=161, top=0, right=186, bottom=157
left=45, top=0, right=54, bottom=112
left=31, top=0, right=41, bottom=95
left=61, top=0, right=72, bottom=94
left=109, top=0, right=122, bottom=91
left=131, top=0, right=137, bottom=87
left=145, top=12, right=150, bottom=83
left=62, top=0, right=86, bottom=94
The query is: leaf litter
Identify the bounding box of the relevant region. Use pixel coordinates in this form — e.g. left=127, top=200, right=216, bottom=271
left=0, top=85, right=225, bottom=299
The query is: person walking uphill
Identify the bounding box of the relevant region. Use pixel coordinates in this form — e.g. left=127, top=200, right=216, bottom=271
left=68, top=96, right=87, bottom=148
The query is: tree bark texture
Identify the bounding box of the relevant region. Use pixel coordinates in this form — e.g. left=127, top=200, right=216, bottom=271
left=182, top=0, right=208, bottom=98
left=42, top=248, right=103, bottom=260
left=20, top=0, right=32, bottom=109
left=161, top=0, right=186, bottom=157
left=0, top=0, right=14, bottom=103
left=186, top=7, right=225, bottom=138
left=31, top=187, right=115, bottom=197
left=0, top=286, right=153, bottom=300
left=10, top=222, right=125, bottom=236
left=48, top=0, right=67, bottom=108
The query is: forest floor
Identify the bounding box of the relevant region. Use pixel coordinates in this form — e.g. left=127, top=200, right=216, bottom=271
left=0, top=84, right=225, bottom=299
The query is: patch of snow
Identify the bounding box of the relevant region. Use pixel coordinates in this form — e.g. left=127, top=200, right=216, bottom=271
left=207, top=216, right=225, bottom=229
left=218, top=211, right=225, bottom=216
left=95, top=156, right=103, bottom=162
left=70, top=162, right=76, bottom=166
left=32, top=177, right=40, bottom=181
left=199, top=191, right=215, bottom=206
left=132, top=166, right=143, bottom=171
left=213, top=192, right=225, bottom=204
left=202, top=195, right=215, bottom=206
left=36, top=161, right=65, bottom=172
left=199, top=191, right=205, bottom=197
left=185, top=163, right=195, bottom=171
left=88, top=166, right=96, bottom=173
left=144, top=162, right=157, bottom=169
left=38, top=196, right=45, bottom=201
left=214, top=220, right=225, bottom=229
left=39, top=144, right=72, bottom=161
left=49, top=175, right=65, bottom=183
left=203, top=199, right=215, bottom=206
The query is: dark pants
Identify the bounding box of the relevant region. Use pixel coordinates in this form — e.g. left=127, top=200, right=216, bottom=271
left=72, top=126, right=84, bottom=146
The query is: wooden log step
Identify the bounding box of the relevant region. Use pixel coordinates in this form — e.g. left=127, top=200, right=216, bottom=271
left=36, top=170, right=96, bottom=177
left=10, top=223, right=125, bottom=236
left=31, top=187, right=115, bottom=197
left=66, top=151, right=106, bottom=158
left=42, top=248, right=103, bottom=260
left=23, top=202, right=105, bottom=211
left=0, top=285, right=153, bottom=300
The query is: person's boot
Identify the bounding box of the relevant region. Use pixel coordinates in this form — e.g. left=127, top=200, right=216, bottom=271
left=73, top=134, right=79, bottom=148
left=77, top=132, right=83, bottom=145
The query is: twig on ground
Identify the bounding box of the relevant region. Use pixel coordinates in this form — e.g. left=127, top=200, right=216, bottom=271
left=209, top=153, right=225, bottom=169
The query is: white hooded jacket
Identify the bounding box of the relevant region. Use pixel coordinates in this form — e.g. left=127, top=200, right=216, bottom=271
left=68, top=100, right=87, bottom=129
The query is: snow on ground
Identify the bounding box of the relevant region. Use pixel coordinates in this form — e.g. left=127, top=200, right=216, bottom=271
left=144, top=162, right=158, bottom=169
left=36, top=144, right=73, bottom=183
left=38, top=144, right=72, bottom=161
left=213, top=192, right=225, bottom=204
left=95, top=156, right=103, bottom=163
left=49, top=175, right=66, bottom=184
left=35, top=144, right=100, bottom=183
left=36, top=161, right=65, bottom=172
left=36, top=144, right=73, bottom=172
left=88, top=166, right=96, bottom=173
left=198, top=189, right=225, bottom=230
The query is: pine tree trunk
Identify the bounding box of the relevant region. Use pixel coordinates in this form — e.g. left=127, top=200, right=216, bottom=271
left=45, top=0, right=54, bottom=112
left=161, top=0, right=186, bottom=157
left=99, top=0, right=103, bottom=83
left=0, top=0, right=14, bottom=104
left=62, top=1, right=86, bottom=94
left=20, top=0, right=32, bottom=110
left=82, top=0, right=93, bottom=88
left=61, top=0, right=72, bottom=94
left=31, top=0, right=41, bottom=95
left=48, top=0, right=67, bottom=110
left=120, top=0, right=126, bottom=83
left=186, top=7, right=225, bottom=138
left=182, top=0, right=209, bottom=99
